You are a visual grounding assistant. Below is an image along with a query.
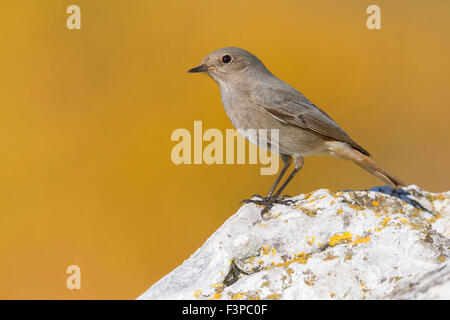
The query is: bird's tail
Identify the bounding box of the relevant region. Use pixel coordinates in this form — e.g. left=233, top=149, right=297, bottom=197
left=351, top=150, right=404, bottom=188
left=330, top=142, right=405, bottom=188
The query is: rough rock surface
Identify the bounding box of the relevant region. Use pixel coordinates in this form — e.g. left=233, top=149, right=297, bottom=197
left=138, top=185, right=450, bottom=300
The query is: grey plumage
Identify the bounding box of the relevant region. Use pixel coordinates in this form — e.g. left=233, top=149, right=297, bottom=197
left=188, top=47, right=403, bottom=215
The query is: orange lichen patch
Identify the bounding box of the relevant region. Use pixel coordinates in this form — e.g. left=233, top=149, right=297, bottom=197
left=258, top=246, right=276, bottom=256
left=209, top=293, right=222, bottom=300
left=330, top=293, right=336, bottom=298
left=257, top=223, right=269, bottom=227
left=257, top=260, right=264, bottom=264
left=438, top=255, right=447, bottom=263
left=337, top=209, right=343, bottom=215
left=287, top=252, right=311, bottom=265
left=300, top=207, right=317, bottom=217
left=304, top=192, right=313, bottom=200
left=352, top=236, right=371, bottom=245
left=406, top=221, right=425, bottom=230
left=193, top=289, right=203, bottom=299
left=261, top=281, right=270, bottom=287
left=428, top=214, right=442, bottom=224
left=267, top=294, right=281, bottom=299
left=328, top=232, right=353, bottom=246
left=249, top=296, right=261, bottom=300
left=330, top=200, right=336, bottom=205
left=349, top=204, right=364, bottom=211
left=272, top=212, right=283, bottom=219
left=397, top=215, right=425, bottom=230
left=372, top=200, right=379, bottom=206
left=381, top=217, right=391, bottom=228
left=231, top=292, right=246, bottom=300
left=306, top=194, right=327, bottom=203
left=323, top=254, right=338, bottom=261
left=306, top=236, right=316, bottom=246
left=211, top=283, right=224, bottom=292
left=265, top=252, right=311, bottom=272
left=438, top=194, right=445, bottom=201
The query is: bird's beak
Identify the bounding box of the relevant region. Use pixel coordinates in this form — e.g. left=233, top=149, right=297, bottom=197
left=188, top=64, right=209, bottom=73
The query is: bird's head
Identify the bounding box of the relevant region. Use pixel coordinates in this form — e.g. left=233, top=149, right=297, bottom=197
left=188, top=47, right=266, bottom=84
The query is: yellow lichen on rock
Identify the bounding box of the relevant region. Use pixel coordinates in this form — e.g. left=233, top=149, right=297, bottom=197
left=306, top=236, right=316, bottom=246
left=428, top=214, right=441, bottom=224
left=209, top=293, right=222, bottom=300
left=329, top=232, right=353, bottom=246
left=352, top=236, right=371, bottom=245
left=211, top=282, right=224, bottom=293
left=193, top=289, right=203, bottom=299
left=231, top=292, right=245, bottom=300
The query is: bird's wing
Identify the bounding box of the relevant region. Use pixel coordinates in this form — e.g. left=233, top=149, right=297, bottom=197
left=250, top=85, right=370, bottom=156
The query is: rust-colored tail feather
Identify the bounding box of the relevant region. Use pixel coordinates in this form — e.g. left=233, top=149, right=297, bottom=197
left=351, top=150, right=405, bottom=188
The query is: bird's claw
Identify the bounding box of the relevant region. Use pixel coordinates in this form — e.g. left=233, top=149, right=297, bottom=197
left=240, top=195, right=297, bottom=218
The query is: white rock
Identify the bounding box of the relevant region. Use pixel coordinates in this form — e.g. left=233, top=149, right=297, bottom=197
left=138, top=185, right=450, bottom=300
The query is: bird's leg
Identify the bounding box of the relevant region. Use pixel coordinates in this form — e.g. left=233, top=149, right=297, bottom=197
left=246, top=156, right=304, bottom=218
left=272, top=168, right=300, bottom=200
left=266, top=154, right=293, bottom=199
left=273, top=156, right=304, bottom=199
left=249, top=166, right=301, bottom=217
left=241, top=154, right=291, bottom=203
left=241, top=155, right=297, bottom=217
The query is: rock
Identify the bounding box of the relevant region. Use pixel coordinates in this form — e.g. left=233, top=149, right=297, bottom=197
left=138, top=185, right=450, bottom=300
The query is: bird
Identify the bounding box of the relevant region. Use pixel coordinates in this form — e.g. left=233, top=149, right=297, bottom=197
left=188, top=47, right=404, bottom=216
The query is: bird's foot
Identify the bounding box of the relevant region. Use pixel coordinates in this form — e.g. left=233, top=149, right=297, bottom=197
left=240, top=195, right=296, bottom=218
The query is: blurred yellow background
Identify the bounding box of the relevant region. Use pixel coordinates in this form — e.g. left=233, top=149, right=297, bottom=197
left=0, top=0, right=448, bottom=299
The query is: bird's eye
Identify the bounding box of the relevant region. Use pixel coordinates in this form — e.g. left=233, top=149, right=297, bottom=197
left=221, top=55, right=232, bottom=64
